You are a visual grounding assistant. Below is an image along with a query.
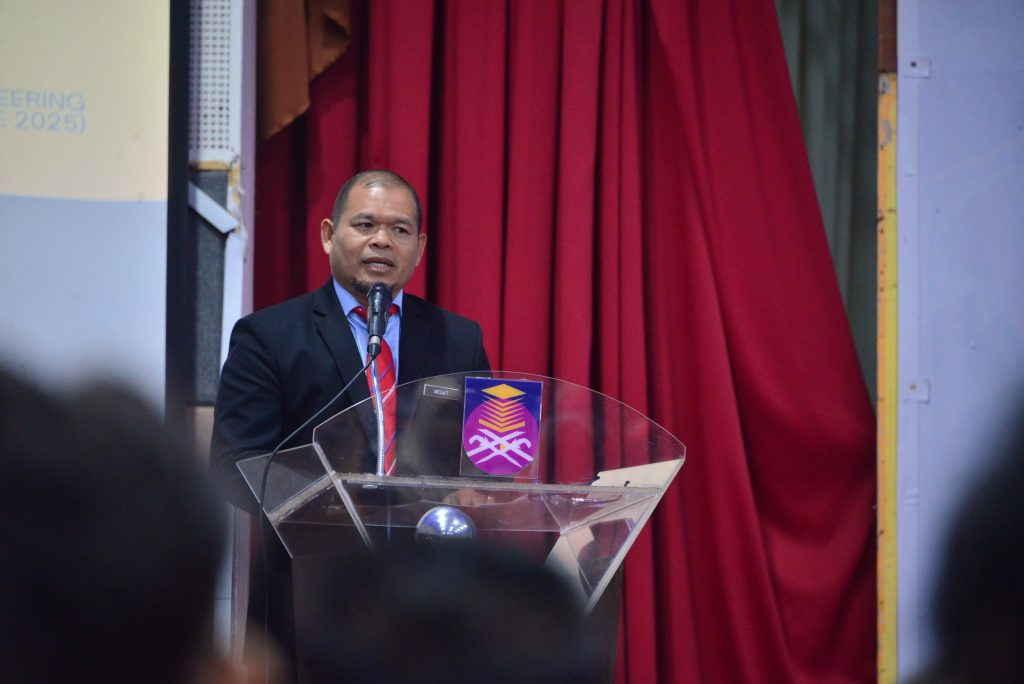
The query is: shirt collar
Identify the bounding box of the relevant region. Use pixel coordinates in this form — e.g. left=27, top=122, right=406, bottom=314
left=332, top=278, right=404, bottom=318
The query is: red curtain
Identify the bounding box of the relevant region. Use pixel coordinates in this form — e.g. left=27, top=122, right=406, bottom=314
left=255, top=1, right=876, bottom=681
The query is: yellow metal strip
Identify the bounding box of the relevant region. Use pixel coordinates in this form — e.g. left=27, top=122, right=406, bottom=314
left=877, top=72, right=899, bottom=684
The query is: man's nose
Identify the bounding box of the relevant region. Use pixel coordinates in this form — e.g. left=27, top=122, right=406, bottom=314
left=369, top=225, right=392, bottom=247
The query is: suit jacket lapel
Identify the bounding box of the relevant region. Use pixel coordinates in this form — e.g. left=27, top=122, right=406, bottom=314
left=398, top=294, right=432, bottom=384
left=312, top=280, right=370, bottom=406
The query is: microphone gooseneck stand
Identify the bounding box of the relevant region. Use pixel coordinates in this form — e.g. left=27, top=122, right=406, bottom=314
left=363, top=282, right=395, bottom=540
left=370, top=356, right=387, bottom=477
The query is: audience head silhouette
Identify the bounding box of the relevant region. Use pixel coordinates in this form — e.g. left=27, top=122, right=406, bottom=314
left=0, top=368, right=228, bottom=684
left=302, top=543, right=603, bottom=684
left=929, top=405, right=1024, bottom=681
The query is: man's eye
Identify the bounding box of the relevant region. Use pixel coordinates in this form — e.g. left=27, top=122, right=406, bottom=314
left=394, top=226, right=410, bottom=235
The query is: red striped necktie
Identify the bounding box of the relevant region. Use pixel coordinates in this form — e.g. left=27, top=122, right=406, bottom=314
left=353, top=304, right=399, bottom=475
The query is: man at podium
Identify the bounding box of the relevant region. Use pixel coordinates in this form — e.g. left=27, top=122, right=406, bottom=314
left=209, top=169, right=491, bottom=672
left=211, top=169, right=491, bottom=508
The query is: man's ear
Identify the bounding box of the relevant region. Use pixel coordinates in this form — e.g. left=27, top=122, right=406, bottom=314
left=320, top=219, right=335, bottom=255
left=415, top=231, right=428, bottom=267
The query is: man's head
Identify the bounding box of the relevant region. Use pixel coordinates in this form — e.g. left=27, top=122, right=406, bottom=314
left=321, top=170, right=427, bottom=305
left=303, top=544, right=603, bottom=684
left=930, top=403, right=1024, bottom=681
left=0, top=368, right=228, bottom=684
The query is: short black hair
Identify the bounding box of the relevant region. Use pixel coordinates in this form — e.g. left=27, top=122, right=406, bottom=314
left=303, top=544, right=603, bottom=684
left=331, top=169, right=423, bottom=231
left=0, top=368, right=225, bottom=684
left=931, top=403, right=1024, bottom=680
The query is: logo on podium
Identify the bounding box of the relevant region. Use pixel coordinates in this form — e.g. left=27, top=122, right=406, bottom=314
left=461, top=378, right=542, bottom=476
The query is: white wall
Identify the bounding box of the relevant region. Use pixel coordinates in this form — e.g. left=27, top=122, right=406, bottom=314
left=897, top=0, right=1024, bottom=677
left=0, top=198, right=167, bottom=404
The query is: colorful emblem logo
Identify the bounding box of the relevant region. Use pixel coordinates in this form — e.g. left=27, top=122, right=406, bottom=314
left=462, top=378, right=543, bottom=476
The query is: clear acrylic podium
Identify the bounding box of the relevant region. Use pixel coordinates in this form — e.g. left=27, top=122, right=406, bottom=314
left=238, top=371, right=684, bottom=613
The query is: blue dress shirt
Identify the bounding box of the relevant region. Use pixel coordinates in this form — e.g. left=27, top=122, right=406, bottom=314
left=332, top=279, right=403, bottom=378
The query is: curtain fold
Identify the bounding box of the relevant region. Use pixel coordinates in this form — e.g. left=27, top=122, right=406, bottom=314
left=258, top=0, right=352, bottom=139
left=774, top=0, right=879, bottom=401
left=255, top=1, right=876, bottom=681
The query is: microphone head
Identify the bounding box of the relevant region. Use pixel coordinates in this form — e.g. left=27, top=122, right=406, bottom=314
left=367, top=282, right=392, bottom=317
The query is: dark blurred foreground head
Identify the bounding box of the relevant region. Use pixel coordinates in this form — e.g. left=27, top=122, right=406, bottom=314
left=930, top=409, right=1024, bottom=682
left=0, top=368, right=227, bottom=684
left=302, top=543, right=604, bottom=684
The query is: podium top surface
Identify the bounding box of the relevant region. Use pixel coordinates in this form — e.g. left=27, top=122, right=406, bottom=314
left=314, top=371, right=682, bottom=480
left=237, top=373, right=685, bottom=609
left=239, top=371, right=685, bottom=516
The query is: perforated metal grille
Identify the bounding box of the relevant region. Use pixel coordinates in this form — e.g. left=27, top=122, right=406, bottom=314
left=189, top=0, right=235, bottom=161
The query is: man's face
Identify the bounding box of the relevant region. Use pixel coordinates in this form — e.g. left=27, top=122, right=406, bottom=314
left=320, top=183, right=427, bottom=305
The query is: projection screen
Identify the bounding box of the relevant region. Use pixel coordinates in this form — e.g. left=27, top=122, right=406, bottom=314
left=0, top=1, right=171, bottom=407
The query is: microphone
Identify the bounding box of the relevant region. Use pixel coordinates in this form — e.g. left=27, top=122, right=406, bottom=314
left=366, top=282, right=393, bottom=358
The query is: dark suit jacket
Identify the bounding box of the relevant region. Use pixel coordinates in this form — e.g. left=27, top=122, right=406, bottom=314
left=210, top=279, right=491, bottom=510
left=209, top=281, right=490, bottom=674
